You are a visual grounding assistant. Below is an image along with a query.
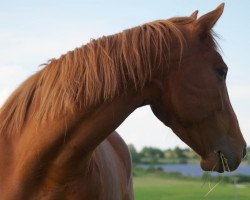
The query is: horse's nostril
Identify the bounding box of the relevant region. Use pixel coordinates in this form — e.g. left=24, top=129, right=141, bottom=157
left=243, top=145, right=247, bottom=158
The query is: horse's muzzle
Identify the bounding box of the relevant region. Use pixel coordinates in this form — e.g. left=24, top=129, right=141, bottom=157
left=200, top=148, right=244, bottom=173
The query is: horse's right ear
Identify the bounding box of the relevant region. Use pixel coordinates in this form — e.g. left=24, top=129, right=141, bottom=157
left=195, top=3, right=225, bottom=37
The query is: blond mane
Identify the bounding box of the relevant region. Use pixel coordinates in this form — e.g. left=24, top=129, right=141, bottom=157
left=0, top=17, right=195, bottom=135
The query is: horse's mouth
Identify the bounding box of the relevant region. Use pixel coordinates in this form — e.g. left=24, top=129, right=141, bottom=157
left=200, top=150, right=241, bottom=173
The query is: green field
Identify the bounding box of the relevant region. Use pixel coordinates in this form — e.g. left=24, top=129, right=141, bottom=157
left=134, top=176, right=250, bottom=200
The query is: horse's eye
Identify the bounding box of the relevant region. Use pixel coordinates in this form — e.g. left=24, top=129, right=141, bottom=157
left=216, top=67, right=228, bottom=80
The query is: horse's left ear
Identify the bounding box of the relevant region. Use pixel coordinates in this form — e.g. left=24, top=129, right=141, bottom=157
left=196, top=3, right=225, bottom=34
left=190, top=10, right=198, bottom=20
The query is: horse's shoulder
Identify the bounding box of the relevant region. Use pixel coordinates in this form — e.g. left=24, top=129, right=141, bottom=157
left=107, top=132, right=132, bottom=172
left=93, top=131, right=132, bottom=177
left=90, top=132, right=133, bottom=199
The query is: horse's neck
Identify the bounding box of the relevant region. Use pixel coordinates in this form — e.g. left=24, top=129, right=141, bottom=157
left=0, top=83, right=160, bottom=199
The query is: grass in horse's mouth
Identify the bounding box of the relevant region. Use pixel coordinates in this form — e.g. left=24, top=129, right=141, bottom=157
left=218, top=151, right=230, bottom=172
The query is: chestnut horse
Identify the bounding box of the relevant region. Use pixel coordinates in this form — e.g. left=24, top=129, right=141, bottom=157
left=0, top=3, right=246, bottom=200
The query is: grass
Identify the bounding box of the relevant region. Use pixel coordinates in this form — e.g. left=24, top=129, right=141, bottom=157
left=133, top=175, right=250, bottom=200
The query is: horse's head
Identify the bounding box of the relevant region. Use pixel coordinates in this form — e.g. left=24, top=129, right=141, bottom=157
left=151, top=4, right=246, bottom=172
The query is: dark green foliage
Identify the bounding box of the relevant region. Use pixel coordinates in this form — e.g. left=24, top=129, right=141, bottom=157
left=128, top=144, right=141, bottom=163
left=140, top=147, right=164, bottom=164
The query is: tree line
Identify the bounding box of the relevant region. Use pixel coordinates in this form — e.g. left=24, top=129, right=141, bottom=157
left=128, top=144, right=250, bottom=165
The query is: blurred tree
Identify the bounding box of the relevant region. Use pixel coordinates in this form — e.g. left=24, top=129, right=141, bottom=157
left=173, top=147, right=188, bottom=163
left=128, top=144, right=141, bottom=163
left=140, top=147, right=164, bottom=163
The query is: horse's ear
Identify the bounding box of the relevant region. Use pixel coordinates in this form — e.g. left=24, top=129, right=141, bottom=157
left=196, top=3, right=224, bottom=36
left=190, top=10, right=198, bottom=20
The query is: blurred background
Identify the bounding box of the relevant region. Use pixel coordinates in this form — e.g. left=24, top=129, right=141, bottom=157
left=0, top=1, right=249, bottom=199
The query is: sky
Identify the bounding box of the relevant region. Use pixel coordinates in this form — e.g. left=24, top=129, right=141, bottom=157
left=0, top=0, right=249, bottom=150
